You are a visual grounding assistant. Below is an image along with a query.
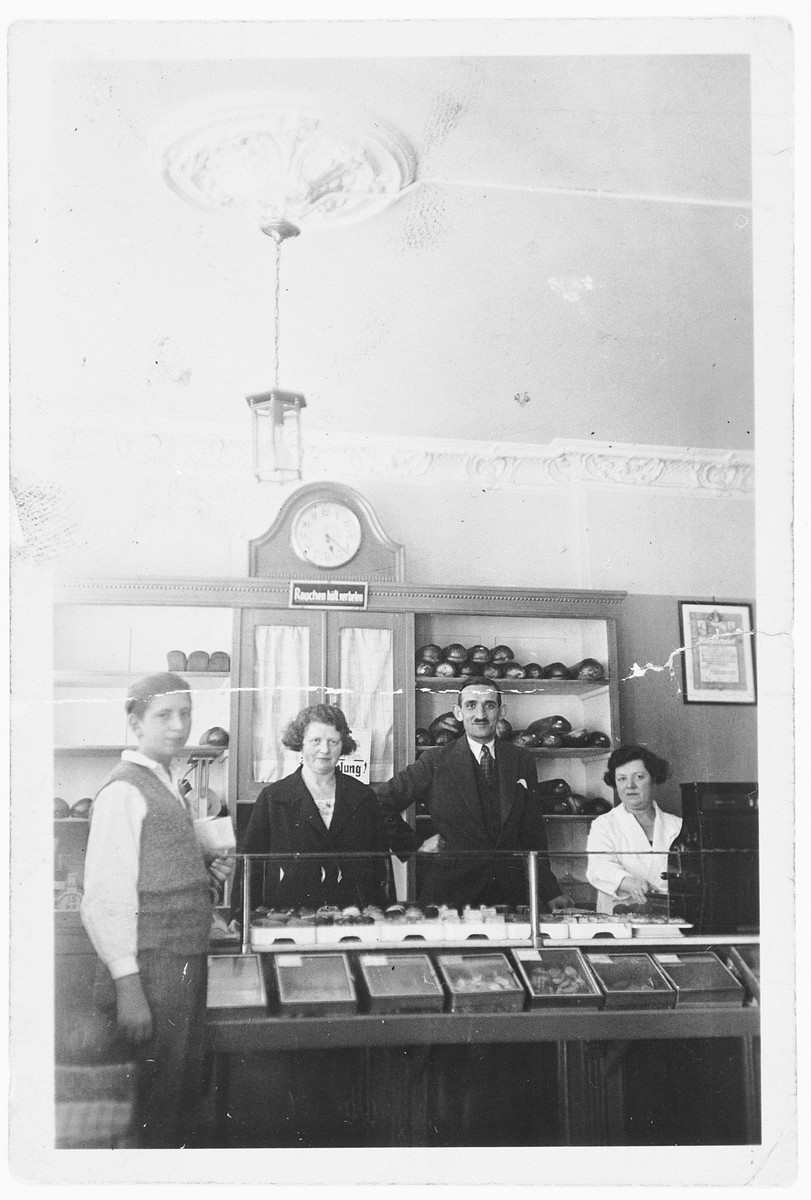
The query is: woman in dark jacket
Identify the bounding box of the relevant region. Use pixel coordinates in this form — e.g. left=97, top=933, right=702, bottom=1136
left=232, top=704, right=389, bottom=916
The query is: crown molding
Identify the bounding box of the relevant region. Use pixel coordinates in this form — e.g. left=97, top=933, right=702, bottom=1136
left=51, top=422, right=753, bottom=498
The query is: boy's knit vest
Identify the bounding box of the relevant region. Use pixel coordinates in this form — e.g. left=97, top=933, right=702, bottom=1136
left=96, top=761, right=212, bottom=955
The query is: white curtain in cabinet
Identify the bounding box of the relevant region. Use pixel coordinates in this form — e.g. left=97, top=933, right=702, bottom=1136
left=339, top=626, right=394, bottom=782
left=253, top=624, right=310, bottom=783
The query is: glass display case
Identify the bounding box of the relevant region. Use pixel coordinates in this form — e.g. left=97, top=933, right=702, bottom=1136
left=226, top=847, right=760, bottom=949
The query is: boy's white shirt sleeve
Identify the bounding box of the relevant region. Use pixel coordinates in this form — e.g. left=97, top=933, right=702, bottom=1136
left=79, top=780, right=146, bottom=979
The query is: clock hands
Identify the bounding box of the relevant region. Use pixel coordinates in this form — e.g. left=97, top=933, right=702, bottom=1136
left=324, top=532, right=350, bottom=556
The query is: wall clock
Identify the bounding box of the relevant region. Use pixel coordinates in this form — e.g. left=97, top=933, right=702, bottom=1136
left=290, top=500, right=363, bottom=568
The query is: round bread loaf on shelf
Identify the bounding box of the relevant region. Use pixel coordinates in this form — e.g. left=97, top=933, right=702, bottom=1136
left=542, top=662, right=572, bottom=679
left=527, top=715, right=572, bottom=736
left=491, top=645, right=514, bottom=663
left=429, top=712, right=464, bottom=738
left=468, top=645, right=493, bottom=663
left=570, top=657, right=605, bottom=680
left=417, top=644, right=443, bottom=664
left=586, top=731, right=611, bottom=748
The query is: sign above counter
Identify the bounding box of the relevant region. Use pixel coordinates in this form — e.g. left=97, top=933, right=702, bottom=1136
left=289, top=580, right=368, bottom=610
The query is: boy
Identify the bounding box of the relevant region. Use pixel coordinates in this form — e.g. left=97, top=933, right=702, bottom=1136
left=80, top=672, right=232, bottom=1148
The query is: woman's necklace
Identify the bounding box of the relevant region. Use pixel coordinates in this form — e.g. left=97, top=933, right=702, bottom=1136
left=301, top=766, right=337, bottom=825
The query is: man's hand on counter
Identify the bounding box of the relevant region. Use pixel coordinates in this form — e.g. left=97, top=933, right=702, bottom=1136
left=548, top=893, right=576, bottom=911
left=207, top=855, right=235, bottom=885
left=114, top=974, right=153, bottom=1044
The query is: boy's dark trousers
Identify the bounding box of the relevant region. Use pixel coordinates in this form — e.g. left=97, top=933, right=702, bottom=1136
left=95, top=950, right=208, bottom=1148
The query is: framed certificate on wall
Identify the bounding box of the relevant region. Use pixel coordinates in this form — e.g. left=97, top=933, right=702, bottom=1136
left=679, top=601, right=756, bottom=705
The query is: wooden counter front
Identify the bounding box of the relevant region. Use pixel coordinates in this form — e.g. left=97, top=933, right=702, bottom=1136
left=208, top=1003, right=759, bottom=1052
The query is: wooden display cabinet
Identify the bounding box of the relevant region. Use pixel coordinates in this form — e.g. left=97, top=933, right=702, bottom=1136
left=410, top=597, right=624, bottom=904
left=52, top=601, right=237, bottom=891
left=52, top=578, right=626, bottom=904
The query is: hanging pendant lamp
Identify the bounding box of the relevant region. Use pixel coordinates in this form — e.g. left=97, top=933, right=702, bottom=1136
left=155, top=91, right=415, bottom=481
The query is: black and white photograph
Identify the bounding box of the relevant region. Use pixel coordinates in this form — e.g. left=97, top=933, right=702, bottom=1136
left=7, top=7, right=797, bottom=1190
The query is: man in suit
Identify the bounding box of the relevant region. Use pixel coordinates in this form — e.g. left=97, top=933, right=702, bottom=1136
left=379, top=678, right=573, bottom=910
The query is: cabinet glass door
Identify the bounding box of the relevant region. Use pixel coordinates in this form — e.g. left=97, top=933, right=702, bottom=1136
left=328, top=612, right=412, bottom=783
left=236, top=609, right=325, bottom=796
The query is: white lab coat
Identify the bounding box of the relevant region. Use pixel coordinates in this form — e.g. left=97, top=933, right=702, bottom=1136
left=586, top=802, right=683, bottom=913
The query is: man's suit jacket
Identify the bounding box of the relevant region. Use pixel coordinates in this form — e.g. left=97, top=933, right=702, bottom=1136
left=378, top=735, right=563, bottom=908
left=231, top=767, right=389, bottom=916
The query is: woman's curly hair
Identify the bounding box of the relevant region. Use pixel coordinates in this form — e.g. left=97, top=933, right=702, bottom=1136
left=603, top=744, right=670, bottom=788
left=281, top=704, right=357, bottom=756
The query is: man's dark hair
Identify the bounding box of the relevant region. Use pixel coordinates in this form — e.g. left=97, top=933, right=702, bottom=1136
left=457, top=676, right=503, bottom=705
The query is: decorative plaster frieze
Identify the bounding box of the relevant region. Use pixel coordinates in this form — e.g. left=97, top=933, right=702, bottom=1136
left=52, top=422, right=753, bottom=498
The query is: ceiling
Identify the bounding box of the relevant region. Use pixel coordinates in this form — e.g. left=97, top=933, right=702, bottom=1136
left=40, top=51, right=753, bottom=453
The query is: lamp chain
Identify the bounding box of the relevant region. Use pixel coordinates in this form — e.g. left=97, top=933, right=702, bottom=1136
left=273, top=238, right=282, bottom=390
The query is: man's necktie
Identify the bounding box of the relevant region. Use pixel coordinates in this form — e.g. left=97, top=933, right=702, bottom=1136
left=478, top=744, right=500, bottom=840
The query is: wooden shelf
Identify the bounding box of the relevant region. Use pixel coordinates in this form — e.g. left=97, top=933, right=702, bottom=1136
left=54, top=671, right=230, bottom=686
left=54, top=744, right=223, bottom=757
left=542, top=813, right=599, bottom=822
left=416, top=678, right=608, bottom=697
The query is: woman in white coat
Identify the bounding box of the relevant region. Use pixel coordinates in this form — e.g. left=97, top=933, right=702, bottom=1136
left=586, top=745, right=683, bottom=914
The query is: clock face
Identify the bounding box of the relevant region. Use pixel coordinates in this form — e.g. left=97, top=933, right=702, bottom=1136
left=291, top=501, right=363, bottom=568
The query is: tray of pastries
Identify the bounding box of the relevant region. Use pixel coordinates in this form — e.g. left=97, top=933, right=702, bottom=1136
left=357, top=952, right=446, bottom=1014
left=511, top=947, right=603, bottom=1008
left=433, top=951, right=526, bottom=1013
left=584, top=951, right=676, bottom=1009
left=273, top=952, right=358, bottom=1017
left=207, top=954, right=268, bottom=1010
left=652, top=951, right=745, bottom=1007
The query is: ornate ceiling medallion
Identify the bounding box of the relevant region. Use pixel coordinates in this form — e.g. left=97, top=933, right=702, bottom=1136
left=156, top=91, right=416, bottom=230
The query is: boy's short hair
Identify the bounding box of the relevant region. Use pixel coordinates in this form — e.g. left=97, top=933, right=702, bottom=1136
left=126, top=673, right=191, bottom=720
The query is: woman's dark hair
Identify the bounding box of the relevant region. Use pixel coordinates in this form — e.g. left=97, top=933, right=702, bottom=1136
left=603, top=744, right=670, bottom=788
left=125, top=673, right=191, bottom=720
left=281, top=704, right=357, bottom=756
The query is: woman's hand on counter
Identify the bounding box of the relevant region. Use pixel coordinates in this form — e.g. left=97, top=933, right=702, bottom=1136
left=618, top=875, right=650, bottom=905
left=548, top=893, right=576, bottom=911
left=114, top=974, right=153, bottom=1044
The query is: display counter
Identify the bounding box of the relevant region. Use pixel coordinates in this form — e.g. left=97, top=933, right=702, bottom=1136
left=55, top=844, right=761, bottom=1148
left=204, top=929, right=759, bottom=1147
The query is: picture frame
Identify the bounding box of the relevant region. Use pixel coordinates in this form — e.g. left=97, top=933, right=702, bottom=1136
left=678, top=601, right=756, bottom=705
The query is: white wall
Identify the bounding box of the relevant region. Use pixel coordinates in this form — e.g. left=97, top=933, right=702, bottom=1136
left=38, top=429, right=754, bottom=599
